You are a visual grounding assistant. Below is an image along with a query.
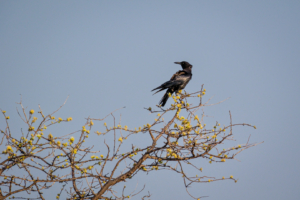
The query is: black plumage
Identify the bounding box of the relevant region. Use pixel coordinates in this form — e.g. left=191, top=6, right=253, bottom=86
left=152, top=61, right=193, bottom=107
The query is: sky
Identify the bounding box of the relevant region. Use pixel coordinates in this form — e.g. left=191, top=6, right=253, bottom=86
left=0, top=1, right=300, bottom=199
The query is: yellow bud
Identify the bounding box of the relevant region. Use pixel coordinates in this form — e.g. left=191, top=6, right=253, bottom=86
left=6, top=146, right=13, bottom=152
left=29, top=109, right=34, bottom=114
left=32, top=117, right=37, bottom=123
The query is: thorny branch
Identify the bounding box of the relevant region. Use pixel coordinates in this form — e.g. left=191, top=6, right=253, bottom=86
left=0, top=87, right=261, bottom=200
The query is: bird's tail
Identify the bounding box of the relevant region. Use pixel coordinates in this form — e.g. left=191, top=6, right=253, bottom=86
left=151, top=85, right=165, bottom=95
left=159, top=90, right=172, bottom=107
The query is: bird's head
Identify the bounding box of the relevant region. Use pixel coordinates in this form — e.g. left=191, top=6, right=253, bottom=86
left=174, top=61, right=192, bottom=69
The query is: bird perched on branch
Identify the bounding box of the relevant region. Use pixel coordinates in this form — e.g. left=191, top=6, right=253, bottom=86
left=152, top=61, right=193, bottom=107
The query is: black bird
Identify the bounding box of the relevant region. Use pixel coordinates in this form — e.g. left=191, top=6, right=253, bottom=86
left=152, top=61, right=193, bottom=107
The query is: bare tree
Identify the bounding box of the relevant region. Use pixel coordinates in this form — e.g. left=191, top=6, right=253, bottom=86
left=0, top=87, right=261, bottom=200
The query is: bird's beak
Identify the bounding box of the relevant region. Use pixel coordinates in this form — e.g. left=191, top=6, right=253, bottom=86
left=174, top=62, right=181, bottom=64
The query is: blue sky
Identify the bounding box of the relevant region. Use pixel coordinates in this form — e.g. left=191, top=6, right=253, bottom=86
left=0, top=1, right=300, bottom=199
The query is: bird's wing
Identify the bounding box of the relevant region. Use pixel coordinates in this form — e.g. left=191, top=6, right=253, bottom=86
left=170, top=70, right=187, bottom=80
left=152, top=70, right=189, bottom=94
left=152, top=80, right=183, bottom=94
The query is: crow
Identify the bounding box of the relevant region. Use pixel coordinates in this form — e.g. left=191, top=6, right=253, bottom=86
left=152, top=61, right=193, bottom=107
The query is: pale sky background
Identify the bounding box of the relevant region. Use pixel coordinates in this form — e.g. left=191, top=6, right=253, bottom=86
left=1, top=1, right=300, bottom=200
